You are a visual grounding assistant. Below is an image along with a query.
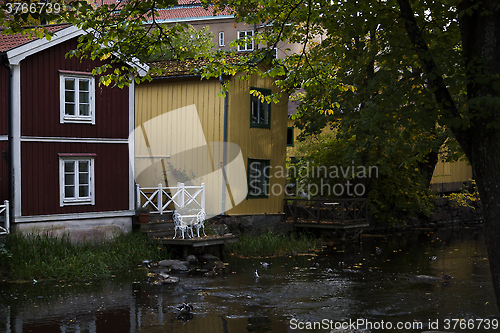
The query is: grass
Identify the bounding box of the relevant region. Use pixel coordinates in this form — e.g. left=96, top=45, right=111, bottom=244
left=225, top=230, right=322, bottom=258
left=0, top=232, right=168, bottom=282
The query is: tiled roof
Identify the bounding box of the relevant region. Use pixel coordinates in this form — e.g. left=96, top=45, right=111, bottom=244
left=148, top=58, right=211, bottom=77
left=151, top=6, right=232, bottom=21
left=93, top=0, right=204, bottom=6
left=0, top=24, right=71, bottom=52
left=148, top=54, right=244, bottom=77
left=93, top=0, right=232, bottom=21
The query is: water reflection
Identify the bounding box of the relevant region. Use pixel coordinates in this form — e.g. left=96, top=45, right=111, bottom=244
left=0, top=226, right=498, bottom=333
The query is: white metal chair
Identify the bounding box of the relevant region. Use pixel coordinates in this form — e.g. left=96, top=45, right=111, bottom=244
left=173, top=211, right=194, bottom=239
left=193, top=210, right=207, bottom=238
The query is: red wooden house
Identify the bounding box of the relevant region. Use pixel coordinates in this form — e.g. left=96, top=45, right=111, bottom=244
left=0, top=25, right=144, bottom=239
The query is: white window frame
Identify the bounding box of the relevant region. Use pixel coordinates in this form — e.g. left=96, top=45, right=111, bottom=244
left=272, top=47, right=278, bottom=59
left=219, top=31, right=225, bottom=47
left=59, top=72, right=95, bottom=124
left=59, top=155, right=95, bottom=207
left=237, top=30, right=254, bottom=52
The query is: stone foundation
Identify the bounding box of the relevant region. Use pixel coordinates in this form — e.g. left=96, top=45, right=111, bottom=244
left=209, top=214, right=293, bottom=235
left=404, top=196, right=482, bottom=229
left=14, top=216, right=133, bottom=242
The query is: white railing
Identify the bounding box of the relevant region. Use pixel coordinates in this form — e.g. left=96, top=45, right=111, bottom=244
left=0, top=200, right=9, bottom=235
left=136, top=183, right=205, bottom=214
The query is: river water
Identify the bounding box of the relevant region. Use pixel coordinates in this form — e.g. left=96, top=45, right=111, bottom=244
left=0, top=226, right=498, bottom=333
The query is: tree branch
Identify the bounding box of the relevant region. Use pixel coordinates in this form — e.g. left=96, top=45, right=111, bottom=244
left=396, top=0, right=468, bottom=150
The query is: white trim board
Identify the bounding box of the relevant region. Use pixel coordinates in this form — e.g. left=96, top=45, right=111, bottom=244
left=7, top=26, right=84, bottom=65
left=128, top=76, right=136, bottom=211
left=0, top=135, right=7, bottom=141
left=154, top=15, right=234, bottom=24
left=12, top=64, right=22, bottom=218
left=14, top=210, right=135, bottom=223
left=20, top=136, right=129, bottom=144
left=6, top=25, right=149, bottom=76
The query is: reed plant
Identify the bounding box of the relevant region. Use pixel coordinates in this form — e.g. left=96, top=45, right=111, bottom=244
left=0, top=232, right=168, bottom=282
left=225, top=230, right=322, bottom=258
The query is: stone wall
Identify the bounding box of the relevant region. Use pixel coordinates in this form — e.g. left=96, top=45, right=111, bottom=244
left=407, top=196, right=483, bottom=228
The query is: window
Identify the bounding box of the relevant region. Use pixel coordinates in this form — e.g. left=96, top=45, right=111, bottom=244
left=247, top=159, right=270, bottom=198
left=59, top=72, right=95, bottom=124
left=287, top=127, right=294, bottom=146
left=250, top=88, right=271, bottom=128
left=237, top=30, right=254, bottom=51
left=219, top=31, right=225, bottom=47
left=59, top=154, right=95, bottom=206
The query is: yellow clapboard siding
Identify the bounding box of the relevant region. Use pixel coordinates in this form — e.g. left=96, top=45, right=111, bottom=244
left=225, top=72, right=287, bottom=215
left=431, top=159, right=473, bottom=185
left=135, top=72, right=288, bottom=216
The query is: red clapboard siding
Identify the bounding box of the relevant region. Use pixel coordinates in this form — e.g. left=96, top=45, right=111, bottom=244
left=20, top=37, right=130, bottom=139
left=21, top=141, right=129, bottom=216
left=0, top=63, right=8, bottom=136
left=0, top=141, right=7, bottom=202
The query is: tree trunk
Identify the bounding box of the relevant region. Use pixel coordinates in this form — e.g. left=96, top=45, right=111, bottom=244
left=456, top=0, right=500, bottom=311
left=465, top=129, right=500, bottom=311
left=398, top=0, right=500, bottom=311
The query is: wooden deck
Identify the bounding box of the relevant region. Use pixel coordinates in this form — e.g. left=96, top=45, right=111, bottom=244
left=285, top=198, right=369, bottom=240
left=135, top=219, right=238, bottom=258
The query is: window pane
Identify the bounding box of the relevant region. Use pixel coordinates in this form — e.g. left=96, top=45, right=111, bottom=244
left=79, top=161, right=89, bottom=172
left=65, top=91, right=75, bottom=103
left=79, top=171, right=89, bottom=185
left=251, top=96, right=259, bottom=123
left=65, top=78, right=75, bottom=90
left=79, top=79, right=89, bottom=92
left=65, top=185, right=75, bottom=198
left=65, top=174, right=75, bottom=186
left=79, top=91, right=89, bottom=103
left=65, top=161, right=75, bottom=173
left=79, top=185, right=89, bottom=197
left=79, top=104, right=90, bottom=116
left=249, top=161, right=263, bottom=195
left=65, top=103, right=75, bottom=116
left=260, top=102, right=269, bottom=124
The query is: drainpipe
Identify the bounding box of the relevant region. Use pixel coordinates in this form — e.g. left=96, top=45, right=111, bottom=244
left=219, top=75, right=228, bottom=215
left=1, top=55, right=14, bottom=228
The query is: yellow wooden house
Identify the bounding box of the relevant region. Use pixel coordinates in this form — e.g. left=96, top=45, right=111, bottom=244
left=134, top=60, right=288, bottom=217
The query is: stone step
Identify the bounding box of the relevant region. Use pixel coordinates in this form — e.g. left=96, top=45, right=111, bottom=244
left=140, top=221, right=175, bottom=232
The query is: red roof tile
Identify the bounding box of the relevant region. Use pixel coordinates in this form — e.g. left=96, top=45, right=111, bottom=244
left=92, top=0, right=232, bottom=20
left=0, top=24, right=71, bottom=53
left=151, top=6, right=232, bottom=21
left=94, top=0, right=203, bottom=6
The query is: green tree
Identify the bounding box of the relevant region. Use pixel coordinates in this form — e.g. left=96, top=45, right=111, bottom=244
left=0, top=0, right=211, bottom=86
left=146, top=25, right=215, bottom=61
left=201, top=0, right=500, bottom=310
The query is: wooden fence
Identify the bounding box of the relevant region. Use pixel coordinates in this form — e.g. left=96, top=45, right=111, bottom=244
left=0, top=200, right=9, bottom=235
left=136, top=183, right=205, bottom=214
